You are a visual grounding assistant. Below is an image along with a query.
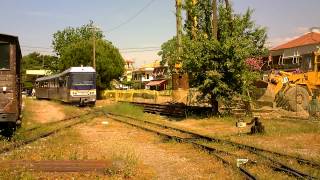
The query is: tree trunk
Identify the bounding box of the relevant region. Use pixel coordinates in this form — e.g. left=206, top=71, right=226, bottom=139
left=211, top=0, right=218, bottom=40
left=210, top=93, right=219, bottom=115
left=225, top=0, right=230, bottom=9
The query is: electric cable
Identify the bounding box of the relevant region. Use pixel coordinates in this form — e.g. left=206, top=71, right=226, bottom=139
left=105, top=0, right=157, bottom=33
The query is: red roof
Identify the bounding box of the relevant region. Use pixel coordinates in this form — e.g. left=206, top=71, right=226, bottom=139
left=146, top=80, right=166, bottom=86
left=271, top=32, right=320, bottom=51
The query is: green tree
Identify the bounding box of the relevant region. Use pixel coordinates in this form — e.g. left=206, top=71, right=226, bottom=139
left=52, top=21, right=103, bottom=57
left=160, top=2, right=268, bottom=113
left=52, top=22, right=125, bottom=92
left=21, top=52, right=58, bottom=89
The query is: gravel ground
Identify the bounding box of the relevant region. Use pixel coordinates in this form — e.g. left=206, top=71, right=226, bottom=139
left=76, top=116, right=240, bottom=179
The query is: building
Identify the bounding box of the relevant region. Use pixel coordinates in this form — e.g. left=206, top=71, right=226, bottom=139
left=124, top=59, right=134, bottom=82
left=145, top=61, right=169, bottom=90
left=132, top=61, right=157, bottom=89
left=268, top=28, right=320, bottom=72
left=118, top=60, right=135, bottom=89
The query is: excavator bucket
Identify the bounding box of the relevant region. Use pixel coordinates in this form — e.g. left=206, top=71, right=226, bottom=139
left=252, top=80, right=277, bottom=108
left=254, top=80, right=268, bottom=88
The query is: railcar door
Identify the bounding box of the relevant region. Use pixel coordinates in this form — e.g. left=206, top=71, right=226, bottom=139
left=0, top=41, right=18, bottom=123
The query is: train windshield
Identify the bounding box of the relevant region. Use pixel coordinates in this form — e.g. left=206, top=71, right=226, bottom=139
left=0, top=42, right=10, bottom=70
left=70, top=73, right=96, bottom=90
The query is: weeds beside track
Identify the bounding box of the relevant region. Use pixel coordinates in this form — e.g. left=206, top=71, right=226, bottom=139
left=0, top=110, right=100, bottom=155
left=105, top=112, right=319, bottom=179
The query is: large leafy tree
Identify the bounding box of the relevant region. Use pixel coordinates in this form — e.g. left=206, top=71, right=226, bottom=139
left=52, top=22, right=125, bottom=91
left=160, top=1, right=268, bottom=113
left=21, top=52, right=58, bottom=89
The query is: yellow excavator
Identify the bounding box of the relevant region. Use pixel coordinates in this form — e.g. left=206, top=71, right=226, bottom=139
left=257, top=48, right=320, bottom=112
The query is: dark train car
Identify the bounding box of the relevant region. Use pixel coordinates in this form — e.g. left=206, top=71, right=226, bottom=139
left=0, top=34, right=22, bottom=131
left=35, top=67, right=96, bottom=106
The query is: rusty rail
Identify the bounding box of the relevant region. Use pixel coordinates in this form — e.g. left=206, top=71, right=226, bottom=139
left=106, top=112, right=319, bottom=179
left=0, top=160, right=111, bottom=172
left=0, top=110, right=99, bottom=155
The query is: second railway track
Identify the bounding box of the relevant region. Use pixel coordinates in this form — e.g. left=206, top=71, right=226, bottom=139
left=0, top=109, right=100, bottom=155
left=105, top=112, right=320, bottom=179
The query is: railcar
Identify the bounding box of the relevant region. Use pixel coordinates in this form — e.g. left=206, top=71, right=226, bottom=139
left=35, top=67, right=96, bottom=106
left=0, top=34, right=22, bottom=133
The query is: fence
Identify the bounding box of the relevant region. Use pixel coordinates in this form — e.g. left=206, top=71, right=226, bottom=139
left=102, top=89, right=193, bottom=104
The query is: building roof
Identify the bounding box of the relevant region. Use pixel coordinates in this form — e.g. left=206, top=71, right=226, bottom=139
left=125, top=59, right=134, bottom=63
left=271, top=32, right=320, bottom=51
left=141, top=60, right=160, bottom=68
left=146, top=80, right=166, bottom=86
left=133, top=60, right=162, bottom=72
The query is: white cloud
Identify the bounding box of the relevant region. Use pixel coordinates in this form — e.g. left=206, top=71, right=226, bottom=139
left=267, top=36, right=299, bottom=48
left=121, top=51, right=160, bottom=68
left=268, top=26, right=310, bottom=48
left=24, top=11, right=73, bottom=19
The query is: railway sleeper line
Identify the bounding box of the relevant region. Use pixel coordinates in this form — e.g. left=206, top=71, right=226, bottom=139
left=0, top=110, right=99, bottom=155
left=106, top=112, right=318, bottom=179
left=105, top=113, right=257, bottom=180
left=22, top=110, right=95, bottom=133
left=108, top=112, right=320, bottom=168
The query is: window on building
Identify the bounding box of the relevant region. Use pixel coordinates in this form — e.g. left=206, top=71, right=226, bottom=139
left=0, top=43, right=10, bottom=70
left=147, top=74, right=149, bottom=79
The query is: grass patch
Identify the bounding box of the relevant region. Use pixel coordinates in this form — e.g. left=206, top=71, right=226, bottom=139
left=20, top=98, right=42, bottom=130
left=0, top=168, right=34, bottom=180
left=261, top=119, right=320, bottom=135
left=104, top=142, right=140, bottom=178
left=102, top=102, right=144, bottom=119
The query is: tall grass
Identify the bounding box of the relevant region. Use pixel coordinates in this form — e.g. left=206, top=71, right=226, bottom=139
left=102, top=103, right=144, bottom=119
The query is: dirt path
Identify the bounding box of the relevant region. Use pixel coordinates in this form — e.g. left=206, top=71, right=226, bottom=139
left=26, top=99, right=66, bottom=123
left=76, top=116, right=239, bottom=179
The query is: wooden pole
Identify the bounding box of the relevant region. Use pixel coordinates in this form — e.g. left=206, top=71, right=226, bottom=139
left=93, top=27, right=96, bottom=69
left=176, top=0, right=182, bottom=58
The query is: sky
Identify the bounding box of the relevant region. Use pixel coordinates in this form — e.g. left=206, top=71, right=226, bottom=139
left=0, top=0, right=319, bottom=67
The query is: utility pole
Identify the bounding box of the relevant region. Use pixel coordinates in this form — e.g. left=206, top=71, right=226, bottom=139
left=92, top=27, right=96, bottom=69
left=176, top=0, right=182, bottom=59
left=42, top=55, right=44, bottom=68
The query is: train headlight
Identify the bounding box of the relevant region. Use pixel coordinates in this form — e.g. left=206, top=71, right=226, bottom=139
left=70, top=91, right=77, bottom=96
left=89, top=90, right=96, bottom=95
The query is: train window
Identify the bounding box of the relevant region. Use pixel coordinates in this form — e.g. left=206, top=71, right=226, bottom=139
left=0, top=42, right=10, bottom=70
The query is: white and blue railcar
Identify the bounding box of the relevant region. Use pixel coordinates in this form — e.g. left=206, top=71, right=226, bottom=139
left=35, top=67, right=96, bottom=106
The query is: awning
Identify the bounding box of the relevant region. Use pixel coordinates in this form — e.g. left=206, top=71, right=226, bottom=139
left=146, top=80, right=166, bottom=86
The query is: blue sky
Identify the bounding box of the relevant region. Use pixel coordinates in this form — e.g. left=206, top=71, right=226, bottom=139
left=0, top=0, right=319, bottom=67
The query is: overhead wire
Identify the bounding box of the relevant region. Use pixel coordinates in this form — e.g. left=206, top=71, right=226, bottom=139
left=22, top=45, right=161, bottom=52
left=104, top=0, right=157, bottom=33
left=21, top=45, right=52, bottom=50
left=121, top=49, right=161, bottom=53
left=21, top=0, right=159, bottom=56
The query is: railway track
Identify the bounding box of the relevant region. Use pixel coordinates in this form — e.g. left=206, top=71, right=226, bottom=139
left=22, top=110, right=94, bottom=132
left=125, top=101, right=277, bottom=118
left=0, top=110, right=100, bottom=155
left=0, top=160, right=111, bottom=173
left=105, top=112, right=320, bottom=179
